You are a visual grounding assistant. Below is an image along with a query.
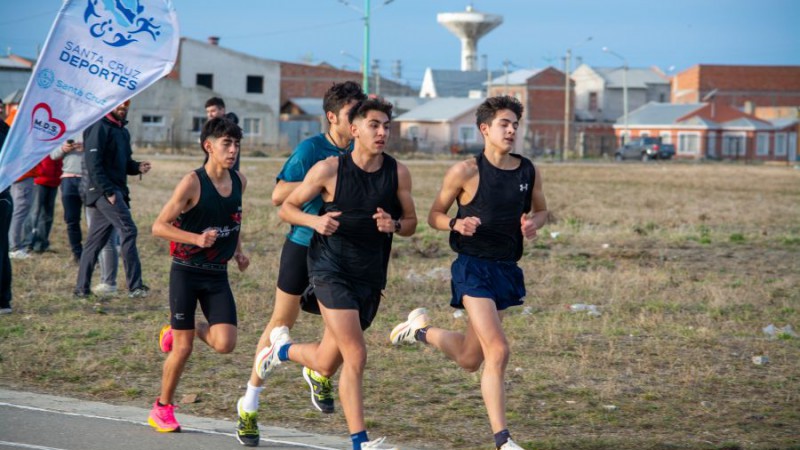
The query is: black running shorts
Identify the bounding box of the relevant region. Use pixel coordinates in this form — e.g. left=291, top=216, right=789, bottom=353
left=307, top=275, right=382, bottom=330
left=277, top=239, right=310, bottom=296
left=169, top=264, right=237, bottom=330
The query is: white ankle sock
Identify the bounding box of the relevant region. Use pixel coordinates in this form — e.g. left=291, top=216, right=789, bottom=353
left=241, top=382, right=264, bottom=412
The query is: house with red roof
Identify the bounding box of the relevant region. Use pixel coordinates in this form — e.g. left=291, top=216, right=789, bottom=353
left=613, top=101, right=797, bottom=161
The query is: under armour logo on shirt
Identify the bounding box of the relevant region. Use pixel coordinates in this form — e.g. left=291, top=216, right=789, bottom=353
left=520, top=183, right=529, bottom=192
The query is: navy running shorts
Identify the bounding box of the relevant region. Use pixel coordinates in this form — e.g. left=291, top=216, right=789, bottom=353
left=306, top=275, right=382, bottom=330
left=450, top=254, right=526, bottom=311
left=169, top=264, right=237, bottom=330
left=277, top=238, right=310, bottom=296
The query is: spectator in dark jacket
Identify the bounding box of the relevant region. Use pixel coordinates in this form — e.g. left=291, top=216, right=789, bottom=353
left=0, top=102, right=12, bottom=313
left=75, top=100, right=151, bottom=299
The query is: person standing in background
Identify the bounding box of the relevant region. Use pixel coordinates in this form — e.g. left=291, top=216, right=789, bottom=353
left=23, top=155, right=62, bottom=253
left=0, top=100, right=13, bottom=313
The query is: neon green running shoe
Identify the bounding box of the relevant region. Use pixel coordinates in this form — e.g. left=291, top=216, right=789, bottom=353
left=302, top=366, right=334, bottom=413
left=236, top=397, right=260, bottom=447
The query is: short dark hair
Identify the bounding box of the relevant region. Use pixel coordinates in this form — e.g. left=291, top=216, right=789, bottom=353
left=200, top=118, right=242, bottom=163
left=347, top=97, right=393, bottom=124
left=201, top=117, right=242, bottom=148
left=476, top=95, right=524, bottom=128
left=322, top=81, right=367, bottom=121
left=205, top=97, right=225, bottom=109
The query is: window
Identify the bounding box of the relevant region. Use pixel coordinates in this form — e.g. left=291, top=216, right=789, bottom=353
left=196, top=73, right=213, bottom=90
left=243, top=118, right=261, bottom=136
left=459, top=125, right=477, bottom=143
left=588, top=92, right=598, bottom=111
left=660, top=131, right=672, bottom=144
left=191, top=117, right=206, bottom=133
left=775, top=133, right=787, bottom=156
left=722, top=132, right=747, bottom=157
left=246, top=75, right=264, bottom=94
left=142, top=115, right=163, bottom=126
left=408, top=125, right=419, bottom=140
left=756, top=133, right=770, bottom=156
left=678, top=132, right=700, bottom=156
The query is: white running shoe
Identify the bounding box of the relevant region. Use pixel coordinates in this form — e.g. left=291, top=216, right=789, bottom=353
left=498, top=438, right=525, bottom=450
left=361, top=437, right=398, bottom=449
left=8, top=250, right=30, bottom=260
left=92, top=283, right=118, bottom=296
left=254, top=326, right=291, bottom=379
left=390, top=307, right=429, bottom=345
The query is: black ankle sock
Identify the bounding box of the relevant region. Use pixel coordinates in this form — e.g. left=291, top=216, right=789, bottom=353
left=414, top=326, right=430, bottom=344
left=494, top=429, right=511, bottom=448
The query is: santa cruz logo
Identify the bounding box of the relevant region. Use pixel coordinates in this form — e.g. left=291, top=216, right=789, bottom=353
left=84, top=0, right=163, bottom=47
left=36, top=69, right=55, bottom=89
left=30, top=103, right=67, bottom=141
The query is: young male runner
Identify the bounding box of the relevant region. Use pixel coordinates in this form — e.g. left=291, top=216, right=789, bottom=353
left=390, top=96, right=548, bottom=450
left=234, top=81, right=366, bottom=447
left=257, top=97, right=416, bottom=450
left=148, top=118, right=249, bottom=433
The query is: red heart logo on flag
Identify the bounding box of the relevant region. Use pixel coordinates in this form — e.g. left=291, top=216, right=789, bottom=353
left=30, top=102, right=67, bottom=141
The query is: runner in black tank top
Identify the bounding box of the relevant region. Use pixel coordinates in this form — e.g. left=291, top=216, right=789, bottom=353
left=149, top=118, right=249, bottom=433
left=389, top=96, right=549, bottom=450
left=264, top=98, right=418, bottom=449
left=171, top=167, right=242, bottom=271
left=309, top=152, right=400, bottom=289
left=450, top=152, right=534, bottom=262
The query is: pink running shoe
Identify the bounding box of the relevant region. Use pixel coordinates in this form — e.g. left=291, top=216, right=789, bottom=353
left=148, top=399, right=181, bottom=432
left=159, top=325, right=173, bottom=353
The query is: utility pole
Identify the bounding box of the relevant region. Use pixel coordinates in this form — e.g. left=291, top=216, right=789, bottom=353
left=363, top=0, right=371, bottom=94
left=372, top=59, right=381, bottom=96
left=563, top=49, right=571, bottom=161
left=503, top=59, right=510, bottom=95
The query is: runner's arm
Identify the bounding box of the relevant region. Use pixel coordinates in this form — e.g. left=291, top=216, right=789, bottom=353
left=393, top=162, right=417, bottom=237
left=151, top=172, right=215, bottom=247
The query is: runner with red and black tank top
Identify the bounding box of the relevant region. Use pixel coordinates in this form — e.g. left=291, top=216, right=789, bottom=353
left=149, top=118, right=249, bottom=434
left=259, top=97, right=418, bottom=450
left=390, top=96, right=549, bottom=450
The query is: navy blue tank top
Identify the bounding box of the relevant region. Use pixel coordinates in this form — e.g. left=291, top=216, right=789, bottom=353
left=170, top=168, right=242, bottom=271
left=450, top=153, right=534, bottom=262
left=308, top=153, right=401, bottom=288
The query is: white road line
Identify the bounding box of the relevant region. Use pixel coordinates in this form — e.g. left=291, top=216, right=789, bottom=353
left=0, top=402, right=338, bottom=450
left=0, top=441, right=68, bottom=450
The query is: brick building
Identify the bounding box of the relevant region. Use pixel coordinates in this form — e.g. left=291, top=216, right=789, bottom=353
left=487, top=67, right=570, bottom=154
left=280, top=62, right=415, bottom=104
left=672, top=65, right=800, bottom=108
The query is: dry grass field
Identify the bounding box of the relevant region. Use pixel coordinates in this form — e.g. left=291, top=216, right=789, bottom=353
left=1, top=157, right=798, bottom=450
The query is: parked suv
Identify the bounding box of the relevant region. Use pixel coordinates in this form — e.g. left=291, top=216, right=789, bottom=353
left=614, top=137, right=674, bottom=161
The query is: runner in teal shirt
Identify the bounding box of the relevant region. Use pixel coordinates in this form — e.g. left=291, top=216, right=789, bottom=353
left=276, top=134, right=352, bottom=246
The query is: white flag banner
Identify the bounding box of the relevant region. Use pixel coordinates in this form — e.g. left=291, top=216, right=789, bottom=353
left=0, top=0, right=179, bottom=191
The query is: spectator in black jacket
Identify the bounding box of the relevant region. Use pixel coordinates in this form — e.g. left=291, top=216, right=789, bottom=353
left=74, top=101, right=152, bottom=299
left=0, top=101, right=13, bottom=313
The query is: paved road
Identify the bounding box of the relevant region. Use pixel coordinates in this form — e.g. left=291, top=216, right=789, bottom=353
left=0, top=388, right=356, bottom=450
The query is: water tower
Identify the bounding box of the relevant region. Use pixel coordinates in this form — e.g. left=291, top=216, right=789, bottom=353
left=437, top=5, right=503, bottom=71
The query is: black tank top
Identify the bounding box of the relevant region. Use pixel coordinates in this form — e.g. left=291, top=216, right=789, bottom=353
left=308, top=152, right=401, bottom=288
left=170, top=168, right=243, bottom=271
left=449, top=153, right=534, bottom=262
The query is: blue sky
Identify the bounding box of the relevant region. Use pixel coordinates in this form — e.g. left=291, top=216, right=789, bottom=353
left=1, top=0, right=798, bottom=87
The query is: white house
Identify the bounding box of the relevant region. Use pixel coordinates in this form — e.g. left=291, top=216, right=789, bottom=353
left=571, top=64, right=670, bottom=123
left=394, top=97, right=484, bottom=154
left=127, top=37, right=280, bottom=149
